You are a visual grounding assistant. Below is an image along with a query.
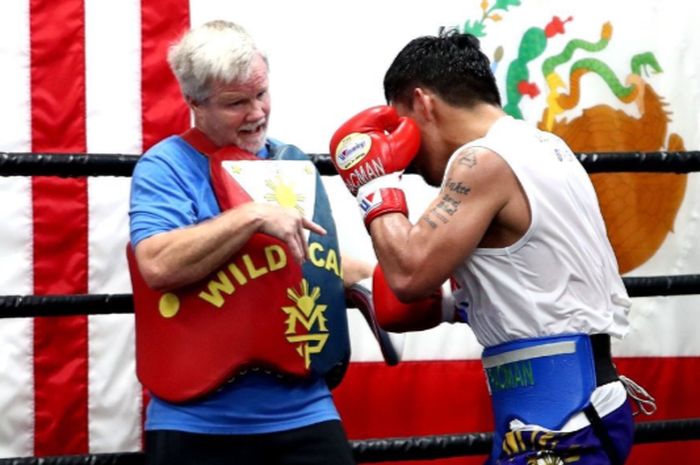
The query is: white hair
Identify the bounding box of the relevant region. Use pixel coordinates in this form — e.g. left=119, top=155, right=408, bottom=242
left=168, top=20, right=268, bottom=102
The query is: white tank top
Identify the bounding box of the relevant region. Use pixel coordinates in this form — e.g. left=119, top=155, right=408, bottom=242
left=446, top=115, right=631, bottom=348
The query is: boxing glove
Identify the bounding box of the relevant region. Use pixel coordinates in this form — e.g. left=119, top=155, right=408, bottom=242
left=329, top=106, right=420, bottom=227
left=372, top=265, right=457, bottom=333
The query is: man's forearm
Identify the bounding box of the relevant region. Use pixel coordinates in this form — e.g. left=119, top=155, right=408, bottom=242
left=369, top=213, right=429, bottom=300
left=134, top=206, right=262, bottom=291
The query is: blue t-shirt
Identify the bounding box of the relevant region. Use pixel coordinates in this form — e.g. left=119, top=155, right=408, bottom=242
left=129, top=136, right=340, bottom=434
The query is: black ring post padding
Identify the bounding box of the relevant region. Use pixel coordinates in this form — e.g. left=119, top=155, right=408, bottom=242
left=3, top=151, right=700, bottom=178
left=0, top=294, right=134, bottom=319
left=0, top=419, right=698, bottom=464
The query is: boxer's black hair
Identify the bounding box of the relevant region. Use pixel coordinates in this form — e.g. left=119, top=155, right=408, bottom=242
left=384, top=29, right=501, bottom=109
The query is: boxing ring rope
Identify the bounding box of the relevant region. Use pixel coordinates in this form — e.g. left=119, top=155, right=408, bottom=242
left=1, top=150, right=699, bottom=463
left=0, top=419, right=699, bottom=465
left=2, top=272, right=700, bottom=319
left=3, top=150, right=700, bottom=176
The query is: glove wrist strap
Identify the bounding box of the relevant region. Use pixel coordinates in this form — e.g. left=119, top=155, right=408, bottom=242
left=359, top=188, right=408, bottom=228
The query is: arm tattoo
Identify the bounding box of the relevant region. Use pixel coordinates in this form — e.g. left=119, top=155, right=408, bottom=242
left=423, top=194, right=462, bottom=229
left=457, top=148, right=478, bottom=168
left=423, top=148, right=474, bottom=229
left=437, top=194, right=461, bottom=216
left=445, top=177, right=471, bottom=195
left=421, top=214, right=438, bottom=229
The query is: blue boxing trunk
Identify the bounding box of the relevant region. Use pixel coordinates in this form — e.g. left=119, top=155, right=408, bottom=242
left=482, top=334, right=632, bottom=464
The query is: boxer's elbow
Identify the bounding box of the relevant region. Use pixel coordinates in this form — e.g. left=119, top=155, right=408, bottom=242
left=379, top=246, right=438, bottom=302
left=390, top=273, right=436, bottom=304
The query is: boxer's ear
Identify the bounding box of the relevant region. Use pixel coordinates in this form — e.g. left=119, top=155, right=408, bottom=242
left=413, top=87, right=435, bottom=122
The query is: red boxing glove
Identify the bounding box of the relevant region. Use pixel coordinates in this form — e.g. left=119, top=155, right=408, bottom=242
left=372, top=265, right=446, bottom=333
left=330, top=106, right=420, bottom=227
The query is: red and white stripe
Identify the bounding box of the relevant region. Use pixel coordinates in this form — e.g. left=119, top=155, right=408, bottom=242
left=0, top=0, right=188, bottom=457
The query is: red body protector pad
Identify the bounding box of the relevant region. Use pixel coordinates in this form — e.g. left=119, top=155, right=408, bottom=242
left=128, top=129, right=349, bottom=403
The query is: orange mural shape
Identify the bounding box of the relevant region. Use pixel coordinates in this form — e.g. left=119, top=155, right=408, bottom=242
left=540, top=84, right=687, bottom=273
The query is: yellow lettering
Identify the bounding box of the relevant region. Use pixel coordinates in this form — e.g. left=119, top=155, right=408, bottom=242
left=309, top=242, right=325, bottom=267
left=307, top=242, right=343, bottom=279
left=199, top=271, right=235, bottom=308
left=242, top=254, right=268, bottom=279
left=265, top=245, right=287, bottom=271
left=228, top=263, right=248, bottom=285
left=324, top=249, right=340, bottom=277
